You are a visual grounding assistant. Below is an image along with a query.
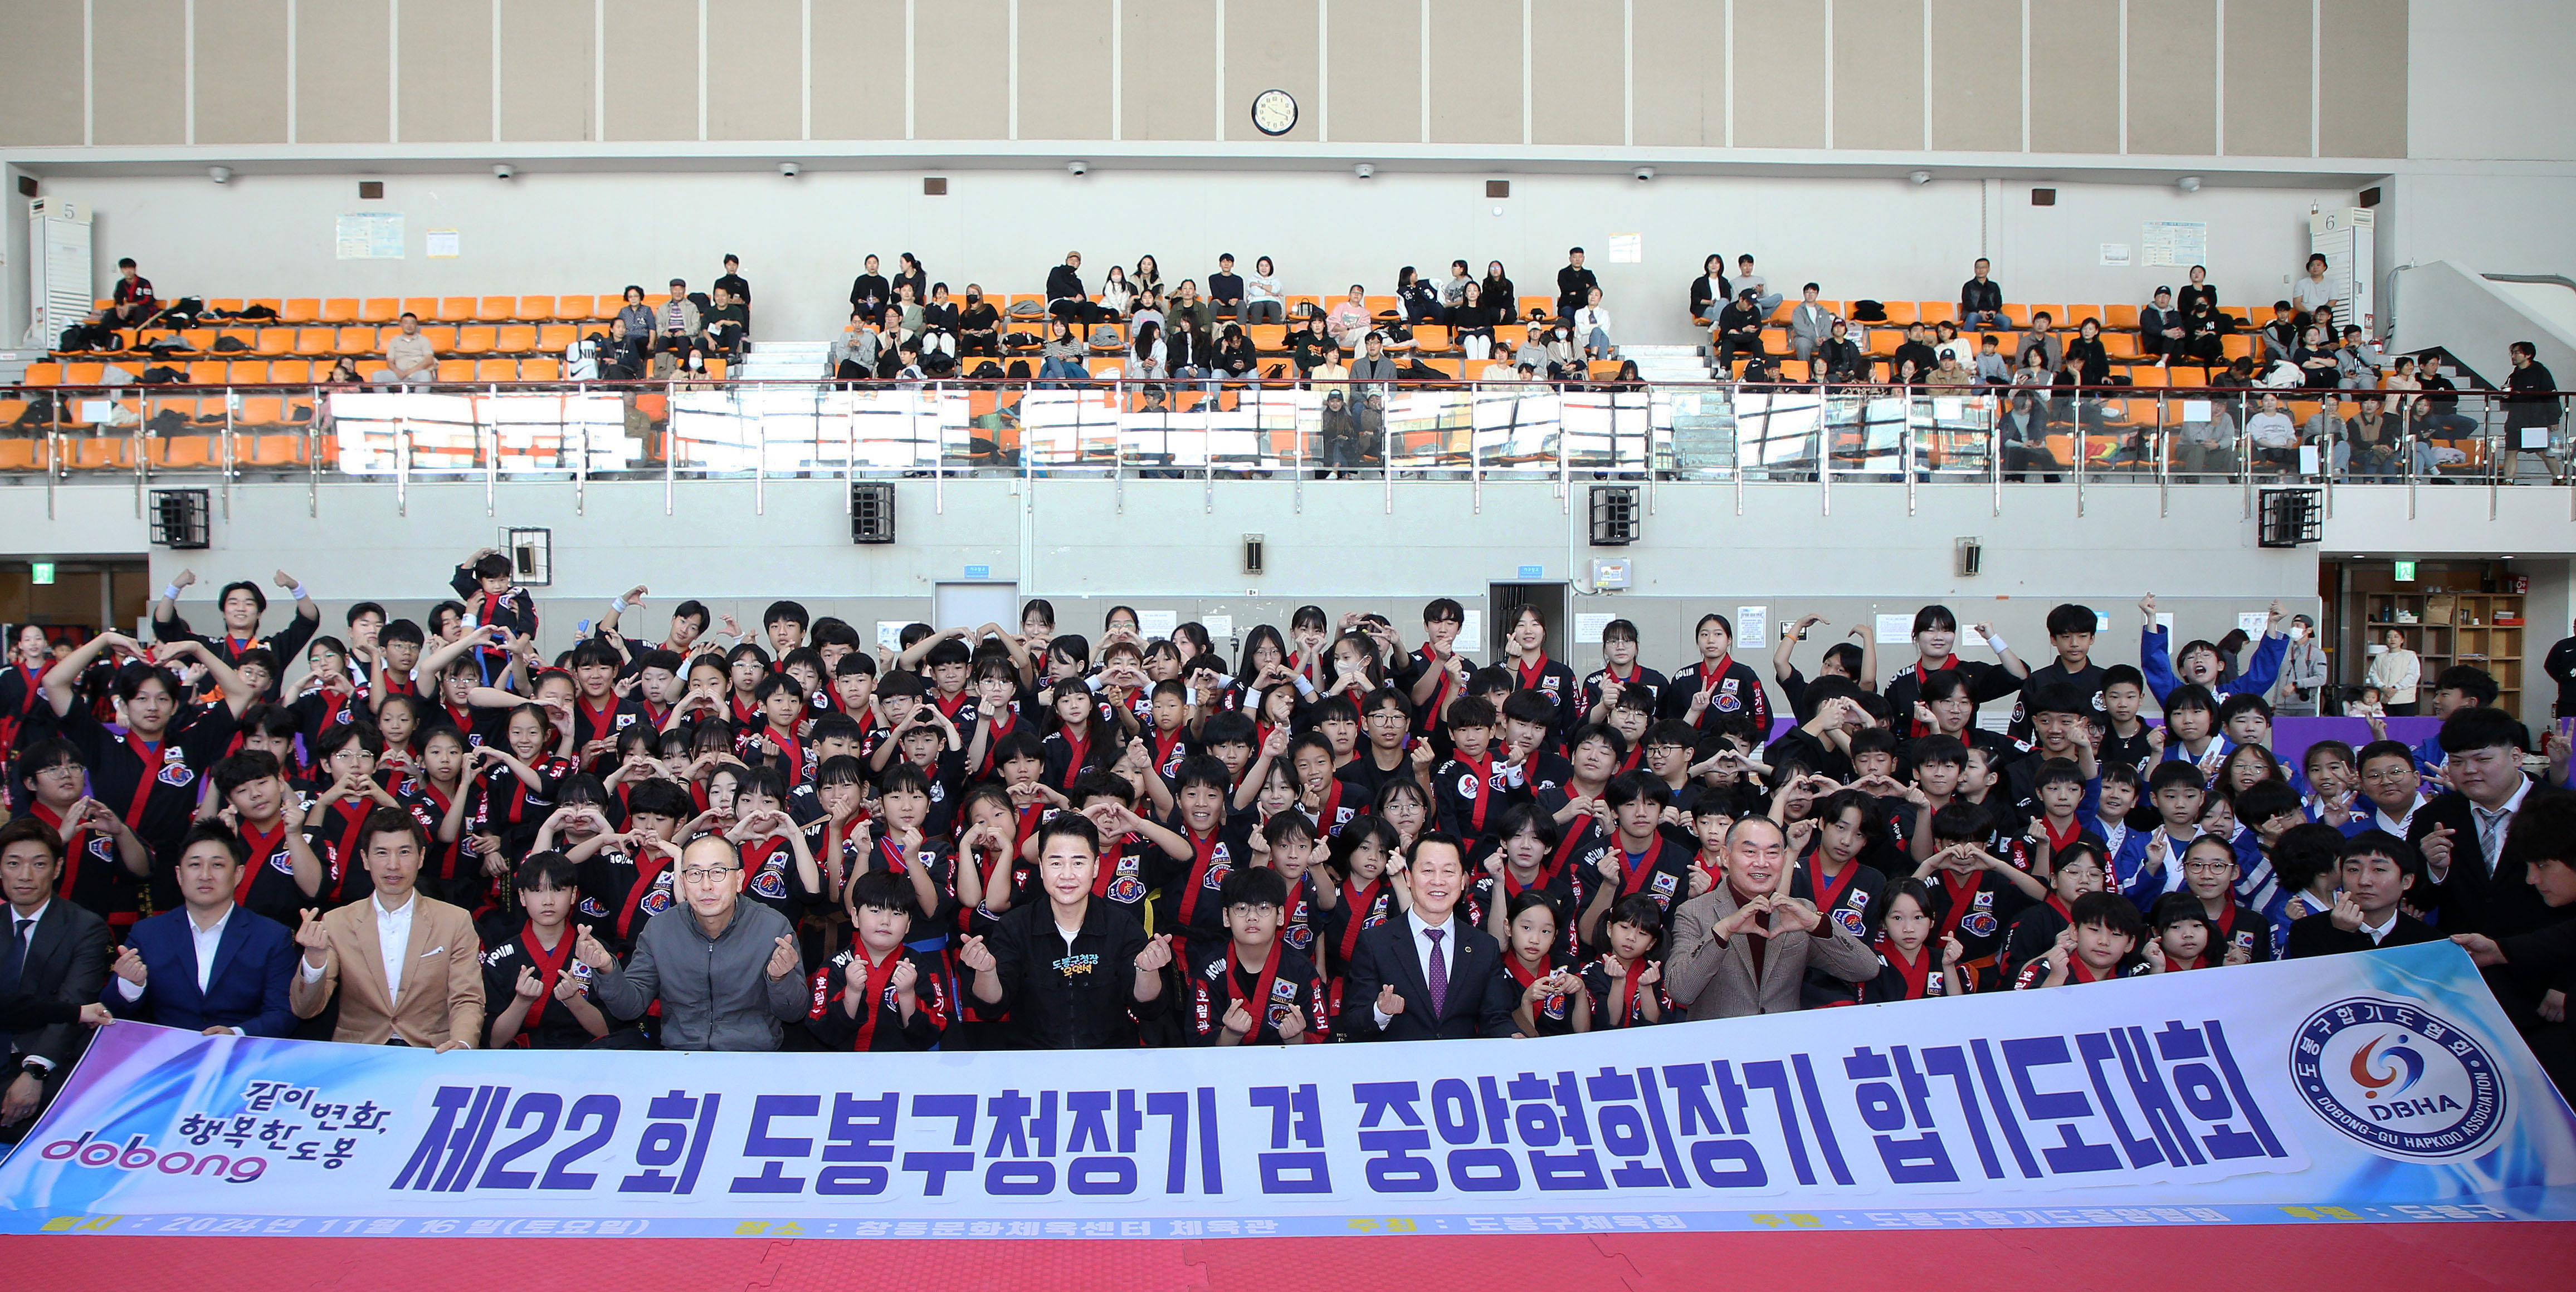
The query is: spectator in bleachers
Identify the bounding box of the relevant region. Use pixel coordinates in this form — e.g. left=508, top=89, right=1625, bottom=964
left=1690, top=255, right=1733, bottom=326
left=1816, top=320, right=1864, bottom=384
left=1482, top=261, right=1519, bottom=323
left=1327, top=286, right=1372, bottom=351
left=1130, top=254, right=1162, bottom=300
left=893, top=253, right=928, bottom=311
left=2178, top=298, right=2228, bottom=369
left=2335, top=325, right=2382, bottom=390
left=849, top=255, right=890, bottom=321
left=1555, top=248, right=1599, bottom=321
left=2303, top=399, right=2350, bottom=478
left=2019, top=311, right=2062, bottom=371
left=1974, top=332, right=2012, bottom=383
left=1960, top=257, right=2003, bottom=328
left=830, top=310, right=877, bottom=380
left=1243, top=257, right=1286, bottom=326
left=2504, top=340, right=2566, bottom=484
left=923, top=281, right=959, bottom=338
left=713, top=254, right=749, bottom=324
left=704, top=287, right=748, bottom=361
left=1510, top=325, right=1550, bottom=380
left=1287, top=316, right=1330, bottom=379
left=108, top=258, right=157, bottom=329
left=2293, top=252, right=2335, bottom=323
left=1734, top=256, right=1782, bottom=317
left=602, top=316, right=643, bottom=379
left=1352, top=333, right=1400, bottom=390
left=1440, top=260, right=1474, bottom=322
left=1047, top=252, right=1111, bottom=333
left=958, top=286, right=1001, bottom=359
left=651, top=278, right=703, bottom=375
left=1037, top=319, right=1087, bottom=388
left=2414, top=361, right=2478, bottom=441
left=1894, top=324, right=1939, bottom=384
left=1166, top=280, right=1214, bottom=337
left=1787, top=284, right=1831, bottom=367
left=1098, top=264, right=1136, bottom=320
left=1453, top=283, right=1496, bottom=360
left=1397, top=267, right=1441, bottom=325
left=2179, top=264, right=2218, bottom=316
left=1932, top=319, right=1970, bottom=369
left=376, top=312, right=436, bottom=386
left=2258, top=300, right=2297, bottom=365
left=1165, top=314, right=1212, bottom=391
left=2067, top=318, right=2111, bottom=389
left=1311, top=344, right=1351, bottom=400
left=1213, top=322, right=1259, bottom=388
left=1128, top=289, right=1164, bottom=340
left=891, top=281, right=924, bottom=334
left=1929, top=349, right=1973, bottom=388
left=2247, top=392, right=2300, bottom=473
left=1573, top=287, right=1614, bottom=362
left=1207, top=253, right=1245, bottom=320
left=2140, top=286, right=2184, bottom=363
left=1713, top=289, right=1765, bottom=369
left=614, top=285, right=652, bottom=346
left=2294, top=325, right=2341, bottom=389
left=876, top=308, right=916, bottom=378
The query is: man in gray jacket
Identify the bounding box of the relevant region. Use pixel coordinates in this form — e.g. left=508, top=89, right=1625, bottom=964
left=1663, top=817, right=1878, bottom=1020
left=579, top=835, right=806, bottom=1051
left=1788, top=283, right=1833, bottom=368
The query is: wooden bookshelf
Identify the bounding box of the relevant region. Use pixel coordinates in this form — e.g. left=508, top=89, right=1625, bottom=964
left=2360, top=590, right=2524, bottom=714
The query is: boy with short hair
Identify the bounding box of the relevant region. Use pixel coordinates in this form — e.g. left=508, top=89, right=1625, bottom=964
left=2352, top=738, right=2430, bottom=835
left=1914, top=802, right=2048, bottom=991
left=1185, top=865, right=1328, bottom=1045
left=806, top=869, right=952, bottom=1051
left=1574, top=772, right=1695, bottom=947
left=2007, top=603, right=2104, bottom=745
left=2097, top=664, right=2154, bottom=778
left=1334, top=687, right=1428, bottom=808
left=482, top=852, right=613, bottom=1049
left=1431, top=696, right=1508, bottom=841
left=448, top=548, right=538, bottom=684
left=1400, top=598, right=1470, bottom=741
left=2116, top=760, right=2208, bottom=907
left=2135, top=593, right=2287, bottom=707
left=2284, top=830, right=2441, bottom=956
left=2014, top=890, right=2153, bottom=987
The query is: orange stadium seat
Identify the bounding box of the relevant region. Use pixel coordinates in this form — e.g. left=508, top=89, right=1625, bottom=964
left=516, top=296, right=556, bottom=321
left=279, top=298, right=321, bottom=324
left=476, top=295, right=518, bottom=322
left=474, top=359, right=517, bottom=381
left=320, top=298, right=362, bottom=323
left=437, top=297, right=478, bottom=322
left=495, top=325, right=538, bottom=354
left=453, top=325, right=498, bottom=355
left=359, top=297, right=401, bottom=323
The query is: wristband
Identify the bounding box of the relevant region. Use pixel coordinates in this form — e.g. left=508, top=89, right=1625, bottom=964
left=162, top=584, right=184, bottom=603
left=611, top=598, right=631, bottom=615
left=290, top=583, right=311, bottom=601
left=1184, top=687, right=1198, bottom=707
left=1292, top=675, right=1318, bottom=698
left=1983, top=632, right=2008, bottom=654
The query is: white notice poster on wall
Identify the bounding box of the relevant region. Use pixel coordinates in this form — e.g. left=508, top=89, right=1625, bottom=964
left=2238, top=611, right=2271, bottom=641
left=1573, top=613, right=1616, bottom=645
left=335, top=213, right=404, bottom=260
left=1606, top=234, right=1643, bottom=263
left=876, top=621, right=908, bottom=650
left=1876, top=614, right=1914, bottom=645
left=2100, top=243, right=2133, bottom=267
left=1200, top=615, right=1234, bottom=644
left=2141, top=221, right=2207, bottom=268
left=425, top=229, right=461, bottom=258
left=1458, top=610, right=1483, bottom=653
left=1136, top=610, right=1177, bottom=640
left=1735, top=606, right=1768, bottom=650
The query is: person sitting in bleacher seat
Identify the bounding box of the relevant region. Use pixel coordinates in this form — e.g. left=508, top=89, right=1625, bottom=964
left=2246, top=392, right=2300, bottom=473
left=1788, top=284, right=1831, bottom=368
left=1047, top=252, right=1111, bottom=334
left=1734, top=256, right=1782, bottom=318
left=650, top=278, right=703, bottom=376
left=375, top=313, right=436, bottom=386
left=2019, top=311, right=2062, bottom=371
left=108, top=258, right=158, bottom=329
left=1814, top=320, right=1865, bottom=384
left=1974, top=332, right=2012, bottom=384
left=1714, top=290, right=1766, bottom=369
left=713, top=255, right=749, bottom=326
left=2140, top=286, right=2185, bottom=363
left=703, top=287, right=748, bottom=362
left=1960, top=257, right=2004, bottom=328
left=1573, top=287, right=1614, bottom=362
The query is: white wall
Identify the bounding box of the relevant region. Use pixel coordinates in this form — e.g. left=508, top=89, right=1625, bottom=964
left=28, top=168, right=2355, bottom=347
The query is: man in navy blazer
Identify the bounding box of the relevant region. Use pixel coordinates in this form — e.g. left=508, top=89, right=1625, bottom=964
left=1335, top=833, right=1516, bottom=1041
left=103, top=824, right=296, bottom=1037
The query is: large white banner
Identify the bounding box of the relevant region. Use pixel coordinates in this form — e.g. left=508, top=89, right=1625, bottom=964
left=4, top=942, right=2572, bottom=1241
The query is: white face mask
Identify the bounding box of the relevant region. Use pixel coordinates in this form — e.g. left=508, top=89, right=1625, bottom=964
left=2289, top=625, right=2307, bottom=640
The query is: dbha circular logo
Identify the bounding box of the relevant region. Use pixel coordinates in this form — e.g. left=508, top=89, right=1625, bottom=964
left=2291, top=996, right=2507, bottom=1159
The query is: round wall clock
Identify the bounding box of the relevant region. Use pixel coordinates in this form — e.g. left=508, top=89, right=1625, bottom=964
left=1252, top=89, right=1298, bottom=136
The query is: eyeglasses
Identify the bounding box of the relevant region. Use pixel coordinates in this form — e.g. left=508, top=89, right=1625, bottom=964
left=680, top=867, right=740, bottom=884
left=2183, top=861, right=2234, bottom=875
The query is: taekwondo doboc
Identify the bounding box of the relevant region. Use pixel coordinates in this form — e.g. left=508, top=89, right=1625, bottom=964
left=4, top=941, right=2573, bottom=1240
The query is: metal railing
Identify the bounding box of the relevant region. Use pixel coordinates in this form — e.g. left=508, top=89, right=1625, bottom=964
left=1, top=377, right=2565, bottom=521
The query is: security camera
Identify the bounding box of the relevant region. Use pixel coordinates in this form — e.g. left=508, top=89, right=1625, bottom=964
left=1354, top=163, right=1375, bottom=179
left=207, top=166, right=232, bottom=184
left=780, top=161, right=801, bottom=178
left=1907, top=169, right=1933, bottom=185
left=2177, top=175, right=2202, bottom=193
left=1633, top=167, right=1654, bottom=182
left=1066, top=160, right=1089, bottom=176
left=493, top=164, right=515, bottom=180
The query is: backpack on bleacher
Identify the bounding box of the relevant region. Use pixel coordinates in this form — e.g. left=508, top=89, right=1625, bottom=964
left=1006, top=298, right=1043, bottom=317
left=970, top=361, right=1003, bottom=379
left=236, top=304, right=278, bottom=320
left=212, top=335, right=250, bottom=352
left=2256, top=359, right=2304, bottom=390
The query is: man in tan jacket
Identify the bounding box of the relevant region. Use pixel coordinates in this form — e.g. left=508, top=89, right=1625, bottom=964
left=1665, top=817, right=1879, bottom=1020
left=289, top=809, right=482, bottom=1049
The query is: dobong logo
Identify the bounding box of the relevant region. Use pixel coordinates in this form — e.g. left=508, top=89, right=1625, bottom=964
left=2290, top=996, right=2508, bottom=1160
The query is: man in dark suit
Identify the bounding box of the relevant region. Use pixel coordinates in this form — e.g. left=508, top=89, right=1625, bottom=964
left=0, top=817, right=113, bottom=1141
left=2407, top=708, right=2569, bottom=1027
left=1335, top=833, right=1515, bottom=1041
left=2284, top=829, right=2443, bottom=958
left=103, top=823, right=297, bottom=1037
left=2453, top=790, right=2576, bottom=1098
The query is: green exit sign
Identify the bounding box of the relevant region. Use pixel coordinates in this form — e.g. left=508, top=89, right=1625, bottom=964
left=2392, top=560, right=2416, bottom=581
left=28, top=562, right=53, bottom=585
